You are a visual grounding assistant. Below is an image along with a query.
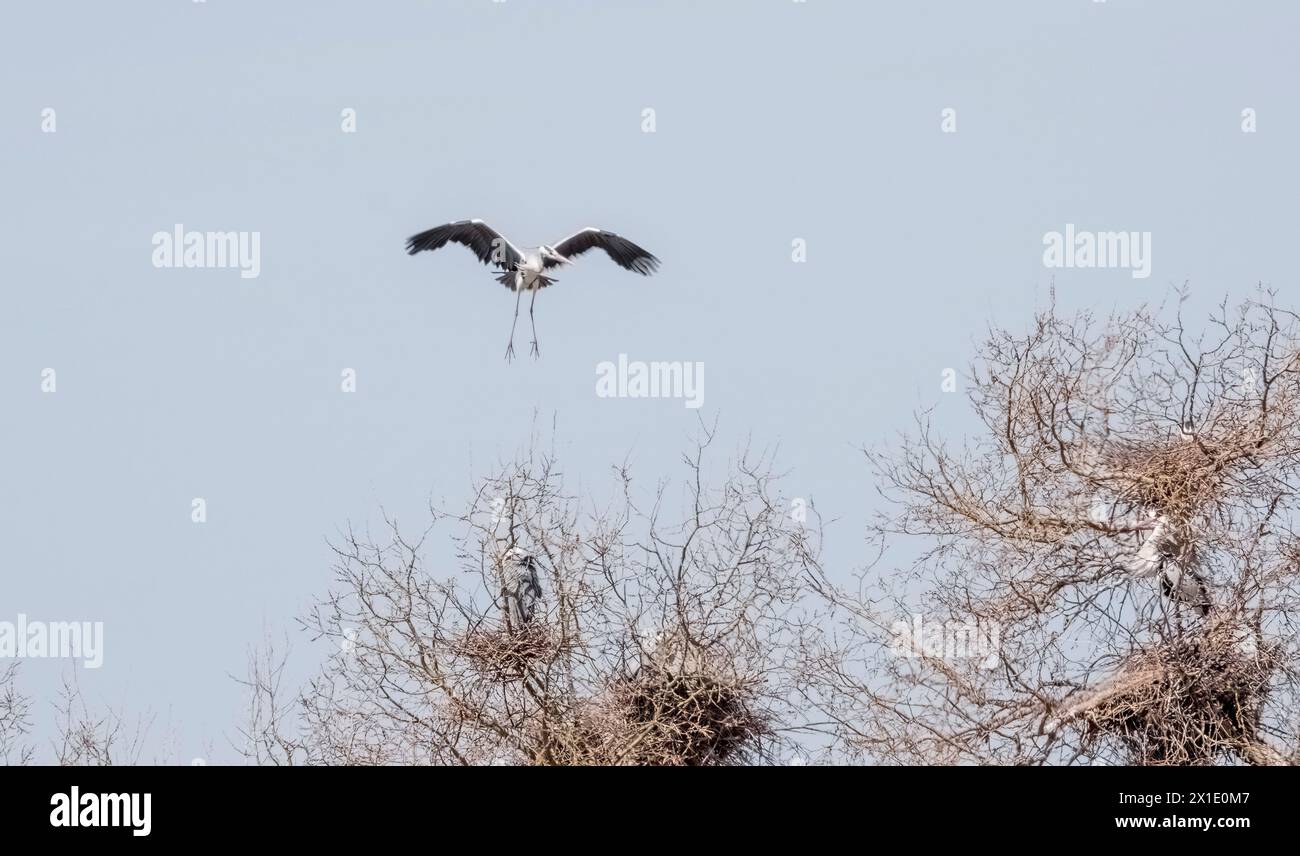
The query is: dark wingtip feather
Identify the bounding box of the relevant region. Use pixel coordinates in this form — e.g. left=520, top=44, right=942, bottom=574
left=405, top=225, right=446, bottom=256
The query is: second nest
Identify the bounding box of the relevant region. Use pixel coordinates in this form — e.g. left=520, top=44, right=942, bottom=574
left=1052, top=620, right=1280, bottom=765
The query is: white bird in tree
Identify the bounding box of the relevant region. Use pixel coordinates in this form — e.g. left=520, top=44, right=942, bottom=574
left=501, top=551, right=543, bottom=630
left=405, top=219, right=659, bottom=360
left=1119, top=513, right=1213, bottom=617
left=1119, top=513, right=1177, bottom=577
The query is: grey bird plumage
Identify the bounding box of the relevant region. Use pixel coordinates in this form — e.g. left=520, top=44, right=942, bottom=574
left=502, top=553, right=543, bottom=629
left=1119, top=514, right=1212, bottom=616
left=405, top=219, right=659, bottom=360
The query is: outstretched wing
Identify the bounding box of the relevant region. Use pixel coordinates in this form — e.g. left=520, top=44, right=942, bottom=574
left=547, top=227, right=659, bottom=274
left=406, top=219, right=523, bottom=270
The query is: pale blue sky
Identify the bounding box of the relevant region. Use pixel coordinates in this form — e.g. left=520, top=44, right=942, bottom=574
left=2, top=1, right=1297, bottom=762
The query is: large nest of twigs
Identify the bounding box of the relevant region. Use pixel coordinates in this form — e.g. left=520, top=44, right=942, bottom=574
left=547, top=662, right=769, bottom=766
left=452, top=623, right=564, bottom=682
left=1100, top=434, right=1229, bottom=519
left=596, top=666, right=768, bottom=766
left=1055, top=621, right=1279, bottom=765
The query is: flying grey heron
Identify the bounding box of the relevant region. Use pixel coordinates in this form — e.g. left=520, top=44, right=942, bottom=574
left=1118, top=513, right=1212, bottom=616
left=502, top=551, right=543, bottom=630
left=405, top=219, right=660, bottom=359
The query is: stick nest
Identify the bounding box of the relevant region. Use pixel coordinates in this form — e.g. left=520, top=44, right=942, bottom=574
left=453, top=624, right=565, bottom=682
left=1100, top=434, right=1231, bottom=520
left=547, top=665, right=768, bottom=766
left=1058, top=621, right=1279, bottom=765
left=602, top=666, right=767, bottom=765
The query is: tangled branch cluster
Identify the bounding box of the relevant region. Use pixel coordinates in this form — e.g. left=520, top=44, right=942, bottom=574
left=805, top=291, right=1300, bottom=765
left=237, top=427, right=824, bottom=766
left=1056, top=619, right=1279, bottom=765
left=12, top=293, right=1300, bottom=767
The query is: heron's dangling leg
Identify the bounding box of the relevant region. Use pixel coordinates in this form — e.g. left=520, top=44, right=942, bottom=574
left=504, top=282, right=523, bottom=361
left=529, top=289, right=540, bottom=358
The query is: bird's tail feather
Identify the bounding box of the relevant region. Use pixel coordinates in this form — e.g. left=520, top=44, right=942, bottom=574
left=496, top=271, right=558, bottom=291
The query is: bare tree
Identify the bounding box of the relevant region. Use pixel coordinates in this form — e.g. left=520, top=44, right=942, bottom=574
left=241, top=426, right=825, bottom=765
left=51, top=674, right=152, bottom=766
left=0, top=666, right=161, bottom=766
left=0, top=663, right=34, bottom=765
left=234, top=632, right=303, bottom=766
left=806, top=290, right=1300, bottom=765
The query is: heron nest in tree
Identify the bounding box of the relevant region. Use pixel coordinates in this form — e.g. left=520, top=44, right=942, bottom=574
left=1054, top=622, right=1279, bottom=765
left=541, top=662, right=768, bottom=766
left=1101, top=434, right=1231, bottom=520
left=453, top=623, right=564, bottom=682
left=596, top=666, right=768, bottom=766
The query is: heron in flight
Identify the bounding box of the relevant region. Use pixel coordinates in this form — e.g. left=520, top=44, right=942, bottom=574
left=405, top=219, right=659, bottom=359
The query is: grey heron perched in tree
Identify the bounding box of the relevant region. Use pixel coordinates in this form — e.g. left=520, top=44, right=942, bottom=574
left=1118, top=513, right=1213, bottom=617
left=501, top=550, right=544, bottom=630
left=405, top=219, right=660, bottom=360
